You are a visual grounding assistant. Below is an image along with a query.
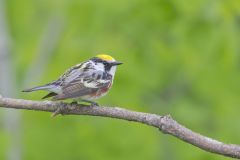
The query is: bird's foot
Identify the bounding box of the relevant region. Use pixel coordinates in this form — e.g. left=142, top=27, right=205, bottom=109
left=51, top=102, right=66, bottom=118
left=81, top=100, right=99, bottom=107
left=90, top=101, right=99, bottom=107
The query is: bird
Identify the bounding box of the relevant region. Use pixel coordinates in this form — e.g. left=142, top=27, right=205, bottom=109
left=22, top=54, right=123, bottom=106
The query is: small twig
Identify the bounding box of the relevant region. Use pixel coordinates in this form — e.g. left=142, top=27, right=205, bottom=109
left=51, top=107, right=61, bottom=117
left=0, top=96, right=239, bottom=159
left=51, top=102, right=67, bottom=117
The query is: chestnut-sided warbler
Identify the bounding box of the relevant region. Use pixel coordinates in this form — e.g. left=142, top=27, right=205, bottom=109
left=23, top=54, right=123, bottom=106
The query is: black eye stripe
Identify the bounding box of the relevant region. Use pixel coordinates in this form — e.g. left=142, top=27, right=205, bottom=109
left=104, top=64, right=112, bottom=71
left=91, top=58, right=113, bottom=71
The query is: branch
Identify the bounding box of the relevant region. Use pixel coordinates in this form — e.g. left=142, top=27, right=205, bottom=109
left=0, top=95, right=239, bottom=159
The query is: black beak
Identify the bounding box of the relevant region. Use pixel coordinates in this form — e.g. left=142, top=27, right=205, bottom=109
left=111, top=61, right=123, bottom=66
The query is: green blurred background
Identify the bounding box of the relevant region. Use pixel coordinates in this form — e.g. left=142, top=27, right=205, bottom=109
left=0, top=0, right=240, bottom=160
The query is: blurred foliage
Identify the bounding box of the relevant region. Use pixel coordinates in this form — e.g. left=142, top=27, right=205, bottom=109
left=1, top=0, right=240, bottom=159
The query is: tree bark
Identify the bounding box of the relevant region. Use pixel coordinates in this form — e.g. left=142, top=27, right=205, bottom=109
left=0, top=95, right=239, bottom=159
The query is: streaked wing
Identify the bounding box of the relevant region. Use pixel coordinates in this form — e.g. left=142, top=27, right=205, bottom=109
left=51, top=61, right=90, bottom=86
left=53, top=70, right=111, bottom=100
left=53, top=83, right=98, bottom=100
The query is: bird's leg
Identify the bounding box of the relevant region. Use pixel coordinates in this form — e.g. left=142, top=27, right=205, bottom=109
left=81, top=99, right=99, bottom=107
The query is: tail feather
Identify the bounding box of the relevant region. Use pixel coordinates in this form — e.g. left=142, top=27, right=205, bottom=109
left=42, top=92, right=58, bottom=99
left=22, top=85, right=51, bottom=92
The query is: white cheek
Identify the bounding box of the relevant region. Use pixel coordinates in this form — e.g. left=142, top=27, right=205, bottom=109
left=109, top=66, right=117, bottom=76
left=95, top=63, right=105, bottom=71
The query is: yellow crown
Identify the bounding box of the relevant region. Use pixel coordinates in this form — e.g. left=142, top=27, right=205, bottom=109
left=96, top=54, right=115, bottom=61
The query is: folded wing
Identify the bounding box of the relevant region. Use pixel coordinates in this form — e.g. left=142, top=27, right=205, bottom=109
left=52, top=70, right=111, bottom=100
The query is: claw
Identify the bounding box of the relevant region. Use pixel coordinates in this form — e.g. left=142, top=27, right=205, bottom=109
left=81, top=99, right=99, bottom=107
left=90, top=102, right=99, bottom=107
